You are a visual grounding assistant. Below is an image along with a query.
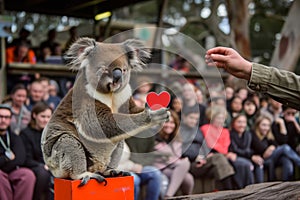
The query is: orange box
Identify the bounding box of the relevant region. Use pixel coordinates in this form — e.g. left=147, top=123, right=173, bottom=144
left=54, top=176, right=134, bottom=200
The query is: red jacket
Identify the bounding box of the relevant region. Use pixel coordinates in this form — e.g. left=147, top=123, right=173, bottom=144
left=201, top=124, right=231, bottom=154
left=6, top=46, right=36, bottom=64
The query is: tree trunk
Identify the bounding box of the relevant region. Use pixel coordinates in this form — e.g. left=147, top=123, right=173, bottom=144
left=226, top=0, right=252, bottom=59
left=270, top=0, right=300, bottom=71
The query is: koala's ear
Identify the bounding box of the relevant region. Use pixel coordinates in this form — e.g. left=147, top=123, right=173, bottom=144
left=123, top=39, right=151, bottom=71
left=65, top=37, right=97, bottom=71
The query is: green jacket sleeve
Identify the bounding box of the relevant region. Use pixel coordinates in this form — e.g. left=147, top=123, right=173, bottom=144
left=248, top=63, right=300, bottom=110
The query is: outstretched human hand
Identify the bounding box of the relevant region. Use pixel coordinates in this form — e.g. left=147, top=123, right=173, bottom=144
left=205, top=47, right=252, bottom=81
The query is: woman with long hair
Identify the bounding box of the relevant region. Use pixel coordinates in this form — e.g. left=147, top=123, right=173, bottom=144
left=230, top=113, right=264, bottom=183
left=181, top=108, right=235, bottom=190
left=251, top=113, right=300, bottom=181
left=154, top=110, right=194, bottom=198
left=20, top=102, right=53, bottom=200
left=201, top=106, right=254, bottom=189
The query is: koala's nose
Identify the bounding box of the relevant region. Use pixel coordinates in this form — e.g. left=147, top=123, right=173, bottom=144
left=112, top=68, right=122, bottom=83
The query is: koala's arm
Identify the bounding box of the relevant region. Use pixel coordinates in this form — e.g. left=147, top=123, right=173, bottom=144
left=119, top=97, right=144, bottom=114
left=108, top=141, right=124, bottom=168
left=76, top=103, right=168, bottom=142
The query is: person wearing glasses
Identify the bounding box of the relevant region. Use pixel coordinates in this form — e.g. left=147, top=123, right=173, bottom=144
left=0, top=104, right=36, bottom=200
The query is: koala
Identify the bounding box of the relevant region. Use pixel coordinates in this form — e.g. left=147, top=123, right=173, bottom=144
left=41, top=37, right=169, bottom=186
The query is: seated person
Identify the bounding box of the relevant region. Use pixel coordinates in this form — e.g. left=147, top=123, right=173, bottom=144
left=21, top=102, right=53, bottom=200
left=154, top=110, right=194, bottom=198
left=6, top=41, right=36, bottom=64
left=6, top=41, right=37, bottom=93
left=0, top=104, right=36, bottom=200
left=118, top=142, right=163, bottom=200
left=180, top=108, right=235, bottom=190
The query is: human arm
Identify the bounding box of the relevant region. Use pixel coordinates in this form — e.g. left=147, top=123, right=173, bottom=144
left=274, top=118, right=287, bottom=135
left=284, top=113, right=300, bottom=134
left=272, top=121, right=288, bottom=145
left=263, top=145, right=276, bottom=159
left=226, top=152, right=237, bottom=161
left=251, top=155, right=264, bottom=166
left=249, top=63, right=300, bottom=110
left=206, top=47, right=300, bottom=110
left=206, top=47, right=252, bottom=80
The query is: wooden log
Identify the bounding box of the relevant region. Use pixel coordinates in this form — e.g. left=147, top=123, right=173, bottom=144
left=166, top=181, right=300, bottom=200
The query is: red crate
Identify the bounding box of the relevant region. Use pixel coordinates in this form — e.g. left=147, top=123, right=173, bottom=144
left=54, top=176, right=134, bottom=200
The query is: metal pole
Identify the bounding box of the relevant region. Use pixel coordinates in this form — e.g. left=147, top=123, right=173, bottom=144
left=0, top=0, right=6, bottom=102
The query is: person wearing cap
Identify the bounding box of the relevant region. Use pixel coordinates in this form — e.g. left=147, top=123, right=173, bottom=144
left=0, top=104, right=36, bottom=200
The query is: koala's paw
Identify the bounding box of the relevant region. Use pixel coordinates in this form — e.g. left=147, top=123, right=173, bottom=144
left=148, top=108, right=170, bottom=124
left=78, top=173, right=107, bottom=187
left=102, top=169, right=131, bottom=177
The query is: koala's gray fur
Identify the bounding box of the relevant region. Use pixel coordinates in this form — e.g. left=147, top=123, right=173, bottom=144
left=41, top=37, right=169, bottom=185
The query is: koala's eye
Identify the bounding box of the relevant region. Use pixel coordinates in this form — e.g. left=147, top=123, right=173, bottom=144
left=122, top=68, right=127, bottom=73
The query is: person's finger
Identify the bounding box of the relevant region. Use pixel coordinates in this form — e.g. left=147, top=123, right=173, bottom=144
left=205, top=55, right=214, bottom=65
left=209, top=53, right=227, bottom=62
left=207, top=61, right=225, bottom=69
left=206, top=46, right=229, bottom=55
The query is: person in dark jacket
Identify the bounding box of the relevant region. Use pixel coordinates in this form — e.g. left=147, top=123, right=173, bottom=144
left=0, top=104, right=36, bottom=200
left=282, top=105, right=300, bottom=153
left=251, top=113, right=300, bottom=181
left=21, top=102, right=53, bottom=200
left=229, top=114, right=264, bottom=183
left=180, top=108, right=235, bottom=190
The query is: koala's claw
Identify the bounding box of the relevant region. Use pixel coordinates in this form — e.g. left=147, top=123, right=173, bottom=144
left=148, top=108, right=170, bottom=123
left=95, top=177, right=107, bottom=186
left=78, top=174, right=107, bottom=187
left=122, top=171, right=131, bottom=176
left=108, top=169, right=130, bottom=177
left=109, top=170, right=119, bottom=177
left=78, top=175, right=90, bottom=187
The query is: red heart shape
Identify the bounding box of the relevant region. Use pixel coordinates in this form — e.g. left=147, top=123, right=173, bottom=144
left=146, top=91, right=171, bottom=110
